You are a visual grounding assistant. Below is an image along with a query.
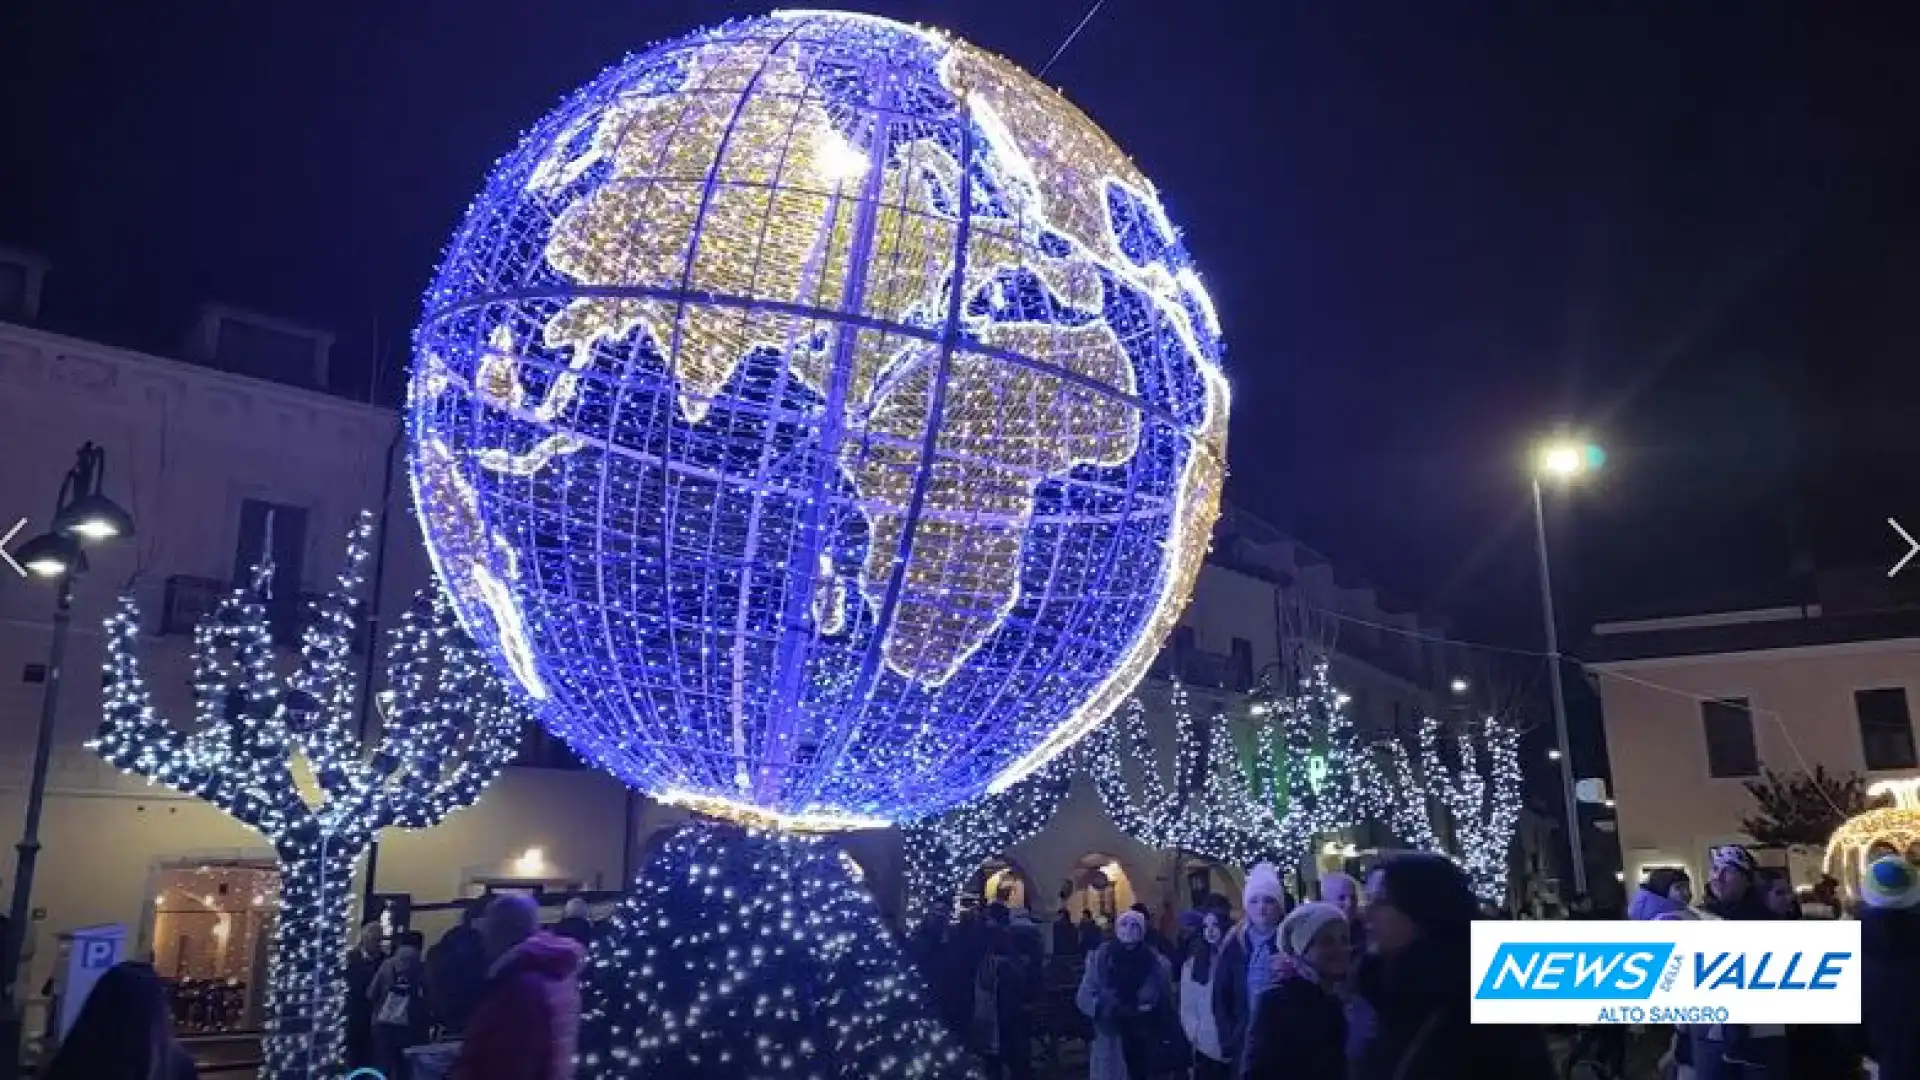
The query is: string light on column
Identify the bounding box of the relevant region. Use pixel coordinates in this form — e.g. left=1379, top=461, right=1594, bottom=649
left=92, top=512, right=526, bottom=1079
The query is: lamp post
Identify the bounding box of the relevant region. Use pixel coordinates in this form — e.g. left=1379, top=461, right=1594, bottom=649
left=1, top=442, right=133, bottom=1079
left=1529, top=436, right=1602, bottom=898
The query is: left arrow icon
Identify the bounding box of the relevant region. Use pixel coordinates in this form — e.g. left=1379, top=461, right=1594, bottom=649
left=1891, top=518, right=1920, bottom=578
left=1, top=517, right=28, bottom=578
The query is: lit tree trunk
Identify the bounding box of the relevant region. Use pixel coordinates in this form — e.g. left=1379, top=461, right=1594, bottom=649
left=264, top=825, right=365, bottom=1078
left=93, top=513, right=526, bottom=1080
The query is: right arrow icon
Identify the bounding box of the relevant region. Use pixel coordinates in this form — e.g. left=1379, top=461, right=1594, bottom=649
left=1890, top=518, right=1920, bottom=578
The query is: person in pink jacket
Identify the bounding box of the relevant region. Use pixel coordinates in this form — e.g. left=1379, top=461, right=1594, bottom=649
left=450, top=895, right=585, bottom=1080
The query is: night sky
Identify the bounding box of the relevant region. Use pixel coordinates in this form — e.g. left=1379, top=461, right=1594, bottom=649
left=4, top=0, right=1919, bottom=652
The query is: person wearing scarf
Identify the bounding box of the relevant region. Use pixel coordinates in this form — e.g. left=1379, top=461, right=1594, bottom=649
left=1210, top=862, right=1287, bottom=1075
left=1077, top=909, right=1173, bottom=1080
left=1245, top=902, right=1350, bottom=1080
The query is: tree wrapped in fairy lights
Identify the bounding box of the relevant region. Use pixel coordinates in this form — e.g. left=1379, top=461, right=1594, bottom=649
left=581, top=825, right=974, bottom=1080
left=93, top=513, right=525, bottom=1079
left=1363, top=716, right=1522, bottom=904
left=1247, top=655, right=1379, bottom=840
left=900, top=752, right=1076, bottom=922
left=1087, top=686, right=1307, bottom=871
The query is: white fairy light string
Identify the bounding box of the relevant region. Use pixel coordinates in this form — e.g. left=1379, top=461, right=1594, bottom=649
left=93, top=512, right=525, bottom=1079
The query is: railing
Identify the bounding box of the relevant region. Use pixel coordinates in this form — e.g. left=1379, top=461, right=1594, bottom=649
left=160, top=574, right=362, bottom=650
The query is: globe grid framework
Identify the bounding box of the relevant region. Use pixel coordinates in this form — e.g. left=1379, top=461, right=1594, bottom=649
left=407, top=8, right=1229, bottom=828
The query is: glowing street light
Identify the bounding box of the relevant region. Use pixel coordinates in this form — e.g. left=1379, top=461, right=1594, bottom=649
left=1534, top=438, right=1606, bottom=482
left=1529, top=433, right=1604, bottom=895
left=1449, top=677, right=1470, bottom=696
left=1, top=442, right=134, bottom=1075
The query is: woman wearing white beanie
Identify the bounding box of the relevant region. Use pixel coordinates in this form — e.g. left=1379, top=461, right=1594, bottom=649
left=1209, top=862, right=1289, bottom=1074
left=1245, top=902, right=1352, bottom=1080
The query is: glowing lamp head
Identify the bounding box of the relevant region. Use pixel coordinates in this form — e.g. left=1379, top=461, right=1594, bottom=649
left=1535, top=438, right=1605, bottom=481
left=57, top=492, right=135, bottom=542
left=16, top=531, right=84, bottom=579
left=405, top=10, right=1228, bottom=826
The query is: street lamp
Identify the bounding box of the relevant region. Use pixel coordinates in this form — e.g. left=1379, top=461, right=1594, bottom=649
left=1530, top=435, right=1602, bottom=897
left=1449, top=676, right=1470, bottom=696
left=1, top=442, right=133, bottom=1079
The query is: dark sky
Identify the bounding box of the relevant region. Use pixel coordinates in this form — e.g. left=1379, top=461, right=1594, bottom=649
left=5, top=0, right=1919, bottom=649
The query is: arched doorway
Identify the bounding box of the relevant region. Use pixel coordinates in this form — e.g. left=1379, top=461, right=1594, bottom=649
left=1062, top=854, right=1134, bottom=923
left=971, top=855, right=1036, bottom=910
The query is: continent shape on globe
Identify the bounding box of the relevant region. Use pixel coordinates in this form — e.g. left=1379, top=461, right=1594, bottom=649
left=408, top=10, right=1228, bottom=825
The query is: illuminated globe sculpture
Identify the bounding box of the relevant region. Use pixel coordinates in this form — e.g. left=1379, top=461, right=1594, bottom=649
left=407, top=9, right=1228, bottom=831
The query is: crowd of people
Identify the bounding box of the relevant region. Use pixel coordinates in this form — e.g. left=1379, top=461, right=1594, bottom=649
left=27, top=846, right=1920, bottom=1080
left=909, top=853, right=1556, bottom=1080
left=35, top=892, right=594, bottom=1080
left=341, top=894, right=589, bottom=1080
left=1616, top=845, right=1920, bottom=1080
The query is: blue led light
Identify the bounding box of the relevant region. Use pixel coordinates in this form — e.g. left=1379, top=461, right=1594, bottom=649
left=406, top=10, right=1229, bottom=824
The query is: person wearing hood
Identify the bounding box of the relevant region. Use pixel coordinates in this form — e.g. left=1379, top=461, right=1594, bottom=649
left=1245, top=902, right=1350, bottom=1080
left=450, top=894, right=585, bottom=1080
left=1630, top=870, right=1697, bottom=1080
left=1692, top=846, right=1789, bottom=1080
left=370, top=929, right=430, bottom=1080
left=1077, top=909, right=1174, bottom=1080
left=1211, top=862, right=1286, bottom=1076
left=1630, top=868, right=1694, bottom=921
left=1859, top=855, right=1920, bottom=1080
left=1352, top=854, right=1552, bottom=1080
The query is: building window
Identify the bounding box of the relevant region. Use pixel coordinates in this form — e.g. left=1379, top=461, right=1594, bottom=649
left=234, top=499, right=309, bottom=642
left=1228, top=637, right=1254, bottom=692
left=1854, top=688, right=1918, bottom=771
left=1700, top=697, right=1758, bottom=778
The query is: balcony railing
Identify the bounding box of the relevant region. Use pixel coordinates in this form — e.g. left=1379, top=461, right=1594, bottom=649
left=160, top=575, right=362, bottom=650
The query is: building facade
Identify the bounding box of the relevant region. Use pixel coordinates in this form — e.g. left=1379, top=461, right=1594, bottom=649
left=959, top=507, right=1489, bottom=921
left=0, top=259, right=1488, bottom=1035
left=0, top=310, right=634, bottom=1036
left=1590, top=590, right=1920, bottom=890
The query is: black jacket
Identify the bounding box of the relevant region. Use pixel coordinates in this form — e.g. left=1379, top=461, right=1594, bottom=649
left=1246, top=975, right=1346, bottom=1080
left=1353, top=940, right=1553, bottom=1080
left=1863, top=908, right=1920, bottom=1080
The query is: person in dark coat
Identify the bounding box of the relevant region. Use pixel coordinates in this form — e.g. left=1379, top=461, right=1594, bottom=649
left=1694, top=845, right=1789, bottom=1080
left=369, top=930, right=431, bottom=1080
left=428, top=900, right=489, bottom=1036
left=1054, top=909, right=1078, bottom=956
left=1246, top=901, right=1350, bottom=1080
left=449, top=895, right=585, bottom=1080
left=974, top=925, right=1038, bottom=1080
left=1352, top=854, right=1553, bottom=1080
left=344, top=920, right=386, bottom=1068
left=1076, top=910, right=1174, bottom=1080
left=1860, top=856, right=1920, bottom=1080
left=43, top=962, right=199, bottom=1080
left=552, top=898, right=595, bottom=948
left=1211, top=862, right=1286, bottom=1075
left=1078, top=909, right=1104, bottom=953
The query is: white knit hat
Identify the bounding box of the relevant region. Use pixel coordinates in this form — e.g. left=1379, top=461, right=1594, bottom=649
left=1279, top=901, right=1346, bottom=959
left=1244, top=862, right=1284, bottom=908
